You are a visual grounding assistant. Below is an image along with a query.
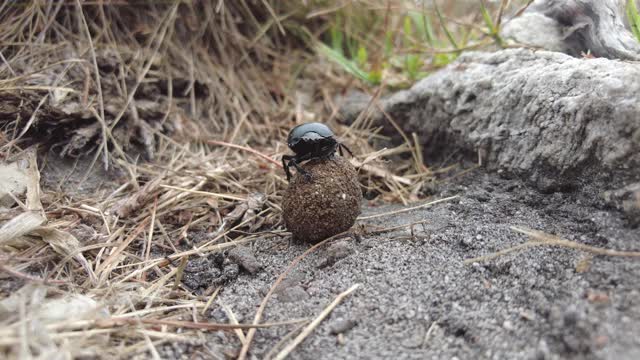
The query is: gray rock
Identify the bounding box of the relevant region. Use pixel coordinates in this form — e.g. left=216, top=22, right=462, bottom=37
left=329, top=318, right=359, bottom=335
left=502, top=0, right=640, bottom=60
left=276, top=285, right=309, bottom=303
left=227, top=245, right=262, bottom=275
left=317, top=240, right=355, bottom=268
left=602, top=182, right=640, bottom=226
left=339, top=48, right=640, bottom=192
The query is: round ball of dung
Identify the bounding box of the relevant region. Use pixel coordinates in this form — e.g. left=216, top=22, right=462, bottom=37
left=283, top=156, right=362, bottom=243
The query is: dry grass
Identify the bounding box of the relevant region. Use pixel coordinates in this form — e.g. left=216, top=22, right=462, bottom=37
left=1, top=0, right=606, bottom=358
left=0, top=1, right=440, bottom=358
left=464, top=227, right=640, bottom=265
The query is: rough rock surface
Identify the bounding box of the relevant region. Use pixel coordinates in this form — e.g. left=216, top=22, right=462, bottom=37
left=502, top=0, right=640, bottom=60
left=339, top=48, right=640, bottom=193
left=283, top=156, right=362, bottom=243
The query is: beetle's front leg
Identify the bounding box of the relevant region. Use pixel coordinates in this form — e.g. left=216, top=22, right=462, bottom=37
left=282, top=155, right=294, bottom=181
left=290, top=159, right=312, bottom=182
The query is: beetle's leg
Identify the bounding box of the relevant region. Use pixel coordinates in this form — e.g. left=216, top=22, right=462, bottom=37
left=288, top=153, right=314, bottom=181
left=281, top=155, right=294, bottom=181
left=290, top=159, right=312, bottom=181
left=339, top=143, right=353, bottom=157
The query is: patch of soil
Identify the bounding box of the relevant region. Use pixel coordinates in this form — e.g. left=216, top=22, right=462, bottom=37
left=207, top=169, right=640, bottom=359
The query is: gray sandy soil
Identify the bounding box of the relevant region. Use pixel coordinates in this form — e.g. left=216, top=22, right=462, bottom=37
left=204, top=170, right=640, bottom=360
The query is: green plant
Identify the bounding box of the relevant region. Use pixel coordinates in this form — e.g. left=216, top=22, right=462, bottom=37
left=328, top=13, right=344, bottom=54
left=480, top=0, right=504, bottom=47
left=627, top=0, right=640, bottom=41
left=314, top=1, right=518, bottom=88
left=408, top=10, right=435, bottom=46
left=316, top=42, right=381, bottom=85
left=433, top=1, right=459, bottom=53
left=402, top=16, right=425, bottom=81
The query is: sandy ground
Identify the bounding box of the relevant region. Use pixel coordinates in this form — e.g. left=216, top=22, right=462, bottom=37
left=184, top=170, right=640, bottom=360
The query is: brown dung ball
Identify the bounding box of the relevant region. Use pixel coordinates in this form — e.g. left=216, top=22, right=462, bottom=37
left=282, top=156, right=362, bottom=243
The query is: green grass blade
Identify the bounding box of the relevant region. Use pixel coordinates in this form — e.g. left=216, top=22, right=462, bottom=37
left=479, top=0, right=497, bottom=35
left=627, top=0, right=640, bottom=41
left=384, top=30, right=394, bottom=58
left=403, top=15, right=412, bottom=36
left=405, top=54, right=420, bottom=80
left=330, top=26, right=344, bottom=55
left=433, top=1, right=459, bottom=51
left=316, top=43, right=378, bottom=85
left=479, top=0, right=504, bottom=47
left=329, top=14, right=344, bottom=55
left=346, top=36, right=359, bottom=60
left=408, top=10, right=434, bottom=45
left=356, top=45, right=368, bottom=67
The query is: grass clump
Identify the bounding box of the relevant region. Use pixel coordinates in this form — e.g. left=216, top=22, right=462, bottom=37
left=313, top=0, right=514, bottom=89
left=0, top=1, right=442, bottom=358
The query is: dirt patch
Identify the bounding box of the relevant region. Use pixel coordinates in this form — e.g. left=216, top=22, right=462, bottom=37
left=198, top=170, right=640, bottom=359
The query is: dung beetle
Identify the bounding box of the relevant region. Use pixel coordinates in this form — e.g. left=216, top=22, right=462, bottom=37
left=282, top=122, right=352, bottom=181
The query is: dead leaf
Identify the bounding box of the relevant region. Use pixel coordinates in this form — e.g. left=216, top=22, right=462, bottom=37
left=31, top=227, right=97, bottom=284
left=0, top=160, right=29, bottom=208
left=223, top=192, right=266, bottom=231
left=0, top=211, right=46, bottom=245
left=36, top=293, right=107, bottom=322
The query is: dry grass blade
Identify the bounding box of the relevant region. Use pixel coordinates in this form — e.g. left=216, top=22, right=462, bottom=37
left=352, top=159, right=412, bottom=185
left=204, top=139, right=282, bottom=168
left=96, top=218, right=150, bottom=283
left=113, top=178, right=163, bottom=218
left=160, top=184, right=246, bottom=201
left=25, top=150, right=43, bottom=213
left=221, top=301, right=248, bottom=345
left=96, top=317, right=309, bottom=330
left=75, top=0, right=108, bottom=169
left=464, top=226, right=640, bottom=264
left=0, top=317, right=310, bottom=347
left=0, top=263, right=66, bottom=285
left=274, top=284, right=360, bottom=360
left=264, top=321, right=309, bottom=360
left=358, top=195, right=459, bottom=220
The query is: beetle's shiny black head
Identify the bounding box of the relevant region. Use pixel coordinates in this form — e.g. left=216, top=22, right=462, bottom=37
left=282, top=122, right=353, bottom=181
left=287, top=122, right=337, bottom=157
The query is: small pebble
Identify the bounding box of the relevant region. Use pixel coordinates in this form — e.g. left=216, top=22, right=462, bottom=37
left=227, top=245, right=261, bottom=275
left=329, top=318, right=358, bottom=335
left=503, top=320, right=515, bottom=331
left=276, top=285, right=309, bottom=303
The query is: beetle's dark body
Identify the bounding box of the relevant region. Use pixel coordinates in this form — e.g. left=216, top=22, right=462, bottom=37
left=282, top=122, right=352, bottom=181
